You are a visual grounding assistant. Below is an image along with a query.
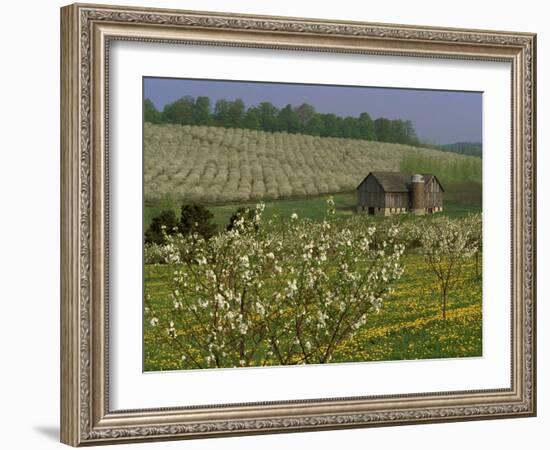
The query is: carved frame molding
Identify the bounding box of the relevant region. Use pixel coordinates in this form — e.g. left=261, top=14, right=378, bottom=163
left=61, top=3, right=536, bottom=446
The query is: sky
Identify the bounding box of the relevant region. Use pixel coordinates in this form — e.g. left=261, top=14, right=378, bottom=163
left=144, top=77, right=482, bottom=145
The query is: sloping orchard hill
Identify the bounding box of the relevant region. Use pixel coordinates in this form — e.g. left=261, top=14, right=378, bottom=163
left=144, top=123, right=480, bottom=204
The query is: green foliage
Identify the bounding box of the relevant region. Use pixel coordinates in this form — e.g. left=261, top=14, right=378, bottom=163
left=321, top=113, right=342, bottom=137
left=213, top=99, right=231, bottom=125
left=257, top=101, right=279, bottom=132
left=144, top=99, right=163, bottom=124
left=145, top=210, right=179, bottom=244
left=162, top=96, right=194, bottom=125
left=145, top=95, right=423, bottom=145
left=304, top=113, right=324, bottom=136
left=295, top=103, right=316, bottom=129
left=374, top=117, right=392, bottom=142
left=358, top=112, right=376, bottom=140
left=373, top=118, right=419, bottom=145
left=341, top=116, right=359, bottom=139
left=415, top=141, right=482, bottom=158
left=242, top=107, right=261, bottom=130
left=192, top=96, right=212, bottom=125
left=439, top=142, right=482, bottom=157
left=179, top=203, right=216, bottom=239
left=399, top=152, right=482, bottom=206
left=226, top=99, right=245, bottom=128
left=277, top=104, right=302, bottom=133
left=391, top=119, right=419, bottom=146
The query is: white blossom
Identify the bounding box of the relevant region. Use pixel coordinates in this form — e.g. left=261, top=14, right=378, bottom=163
left=147, top=201, right=415, bottom=368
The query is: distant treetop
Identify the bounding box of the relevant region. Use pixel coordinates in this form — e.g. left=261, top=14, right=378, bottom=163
left=144, top=96, right=421, bottom=147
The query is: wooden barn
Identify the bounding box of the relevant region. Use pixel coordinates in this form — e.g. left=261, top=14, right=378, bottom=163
left=356, top=172, right=444, bottom=215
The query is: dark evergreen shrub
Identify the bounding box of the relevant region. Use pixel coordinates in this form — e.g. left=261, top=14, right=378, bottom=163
left=180, top=203, right=216, bottom=239
left=145, top=210, right=179, bottom=244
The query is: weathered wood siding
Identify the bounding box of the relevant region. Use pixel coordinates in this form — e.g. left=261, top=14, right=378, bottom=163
left=425, top=178, right=443, bottom=208
left=358, top=173, right=443, bottom=214
left=384, top=192, right=409, bottom=209
left=358, top=176, right=385, bottom=208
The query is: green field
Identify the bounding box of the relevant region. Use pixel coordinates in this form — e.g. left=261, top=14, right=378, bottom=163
left=144, top=252, right=481, bottom=371
left=145, top=192, right=481, bottom=232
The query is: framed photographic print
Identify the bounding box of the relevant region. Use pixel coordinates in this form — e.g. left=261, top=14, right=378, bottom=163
left=60, top=3, right=537, bottom=446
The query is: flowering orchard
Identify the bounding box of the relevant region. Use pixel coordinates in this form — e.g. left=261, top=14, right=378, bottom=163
left=415, top=215, right=481, bottom=320
left=145, top=198, right=481, bottom=370
left=145, top=199, right=407, bottom=369
left=144, top=123, right=480, bottom=203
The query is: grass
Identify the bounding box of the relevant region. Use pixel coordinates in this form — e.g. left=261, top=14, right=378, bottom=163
left=143, top=252, right=482, bottom=371
left=144, top=191, right=481, bottom=231
left=332, top=252, right=482, bottom=363
left=145, top=192, right=357, bottom=231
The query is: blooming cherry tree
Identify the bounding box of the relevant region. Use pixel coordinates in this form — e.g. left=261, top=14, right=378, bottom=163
left=417, top=216, right=479, bottom=320
left=145, top=200, right=405, bottom=368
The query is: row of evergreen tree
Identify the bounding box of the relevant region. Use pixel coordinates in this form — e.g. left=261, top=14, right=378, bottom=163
left=144, top=96, right=421, bottom=146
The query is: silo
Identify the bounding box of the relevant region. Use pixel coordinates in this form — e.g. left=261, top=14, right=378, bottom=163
left=411, top=174, right=425, bottom=215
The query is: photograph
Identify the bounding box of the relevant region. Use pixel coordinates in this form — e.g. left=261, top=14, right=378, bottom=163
left=142, top=78, right=484, bottom=371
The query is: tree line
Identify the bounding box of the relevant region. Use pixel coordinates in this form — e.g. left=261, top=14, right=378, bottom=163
left=438, top=142, right=482, bottom=158
left=144, top=96, right=421, bottom=146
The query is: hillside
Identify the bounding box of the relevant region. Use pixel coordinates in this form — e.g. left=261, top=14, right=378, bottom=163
left=439, top=142, right=482, bottom=158
left=144, top=123, right=480, bottom=204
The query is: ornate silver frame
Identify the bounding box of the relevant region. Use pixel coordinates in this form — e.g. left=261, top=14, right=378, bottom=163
left=60, top=3, right=536, bottom=446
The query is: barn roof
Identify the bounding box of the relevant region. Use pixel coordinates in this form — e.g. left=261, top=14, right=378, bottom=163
left=356, top=172, right=444, bottom=192
left=422, top=174, right=445, bottom=192
left=374, top=172, right=409, bottom=192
